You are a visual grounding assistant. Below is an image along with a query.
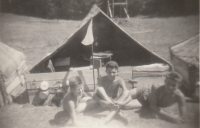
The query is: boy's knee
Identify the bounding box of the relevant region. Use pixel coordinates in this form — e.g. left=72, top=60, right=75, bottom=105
left=122, top=90, right=130, bottom=98
left=96, top=87, right=105, bottom=94
left=76, top=103, right=87, bottom=113
left=80, top=97, right=92, bottom=103
left=123, top=90, right=130, bottom=95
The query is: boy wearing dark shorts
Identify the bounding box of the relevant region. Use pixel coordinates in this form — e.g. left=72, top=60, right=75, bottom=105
left=93, top=61, right=132, bottom=125
left=127, top=72, right=187, bottom=124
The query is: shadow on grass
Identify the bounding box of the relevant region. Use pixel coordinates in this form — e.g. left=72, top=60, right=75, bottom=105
left=49, top=110, right=71, bottom=127
left=135, top=107, right=158, bottom=119
left=83, top=106, right=159, bottom=124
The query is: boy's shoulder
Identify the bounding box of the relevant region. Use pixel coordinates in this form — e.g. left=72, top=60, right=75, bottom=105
left=151, top=83, right=164, bottom=90
left=99, top=75, right=108, bottom=79
left=98, top=75, right=108, bottom=82
left=174, top=89, right=185, bottom=98
left=99, top=75, right=123, bottom=81
left=63, top=91, right=74, bottom=101
left=116, top=76, right=123, bottom=80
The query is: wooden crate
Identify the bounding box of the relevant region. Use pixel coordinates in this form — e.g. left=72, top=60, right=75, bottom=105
left=25, top=69, right=98, bottom=92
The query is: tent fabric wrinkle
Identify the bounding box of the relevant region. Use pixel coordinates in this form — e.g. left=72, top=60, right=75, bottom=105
left=0, top=42, right=26, bottom=78
left=170, top=34, right=199, bottom=68
left=170, top=34, right=199, bottom=93
left=0, top=41, right=27, bottom=96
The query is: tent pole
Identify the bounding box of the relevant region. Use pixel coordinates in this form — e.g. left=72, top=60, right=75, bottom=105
left=92, top=42, right=96, bottom=91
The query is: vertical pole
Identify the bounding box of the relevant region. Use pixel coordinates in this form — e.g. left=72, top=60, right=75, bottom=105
left=120, top=4, right=121, bottom=18
left=108, top=0, right=113, bottom=18
left=112, top=0, right=114, bottom=18
left=107, top=0, right=108, bottom=16
left=92, top=42, right=96, bottom=91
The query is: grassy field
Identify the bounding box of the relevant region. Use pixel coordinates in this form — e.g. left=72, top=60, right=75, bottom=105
left=0, top=14, right=199, bottom=69
left=0, top=13, right=80, bottom=69
left=118, top=16, right=199, bottom=61
left=0, top=13, right=199, bottom=128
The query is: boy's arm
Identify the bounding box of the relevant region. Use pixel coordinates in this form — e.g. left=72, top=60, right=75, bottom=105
left=114, top=94, right=132, bottom=106
left=115, top=78, right=129, bottom=100
left=67, top=100, right=79, bottom=126
left=80, top=92, right=92, bottom=103
left=93, top=87, right=119, bottom=109
left=95, top=77, right=113, bottom=103
left=82, top=92, right=88, bottom=97
left=175, top=90, right=187, bottom=121
left=119, top=78, right=128, bottom=91
left=148, top=85, right=185, bottom=124
left=93, top=94, right=115, bottom=107
left=114, top=79, right=131, bottom=106
left=62, top=73, right=70, bottom=93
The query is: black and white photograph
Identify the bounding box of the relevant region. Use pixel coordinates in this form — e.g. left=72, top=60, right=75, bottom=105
left=0, top=0, right=199, bottom=128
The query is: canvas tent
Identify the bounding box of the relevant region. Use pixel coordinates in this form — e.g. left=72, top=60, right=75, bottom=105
left=23, top=5, right=173, bottom=105
left=0, top=41, right=27, bottom=99
left=30, top=5, right=171, bottom=73
left=170, top=34, right=199, bottom=94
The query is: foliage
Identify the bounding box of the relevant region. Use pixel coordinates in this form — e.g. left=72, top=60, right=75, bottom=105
left=1, top=0, right=199, bottom=19
left=128, top=0, right=199, bottom=16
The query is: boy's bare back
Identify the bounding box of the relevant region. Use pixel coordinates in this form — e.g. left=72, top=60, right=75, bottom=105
left=148, top=84, right=183, bottom=107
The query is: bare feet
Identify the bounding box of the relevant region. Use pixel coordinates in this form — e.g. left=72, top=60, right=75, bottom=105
left=118, top=111, right=130, bottom=126
left=122, top=116, right=130, bottom=126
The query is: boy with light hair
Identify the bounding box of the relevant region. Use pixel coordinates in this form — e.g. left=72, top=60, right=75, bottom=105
left=54, top=76, right=92, bottom=126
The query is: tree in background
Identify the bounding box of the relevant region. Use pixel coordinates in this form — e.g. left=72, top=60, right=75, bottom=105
left=1, top=0, right=199, bottom=19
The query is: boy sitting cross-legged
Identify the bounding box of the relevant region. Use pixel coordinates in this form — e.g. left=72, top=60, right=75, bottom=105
left=93, top=61, right=132, bottom=125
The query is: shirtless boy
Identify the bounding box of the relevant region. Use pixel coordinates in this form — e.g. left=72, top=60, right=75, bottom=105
left=54, top=76, right=92, bottom=126
left=126, top=72, right=187, bottom=124
left=93, top=61, right=132, bottom=125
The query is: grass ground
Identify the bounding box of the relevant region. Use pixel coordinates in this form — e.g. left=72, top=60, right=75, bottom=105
left=118, top=15, right=199, bottom=61
left=0, top=13, right=80, bottom=69
left=0, top=13, right=199, bottom=128
left=0, top=101, right=199, bottom=128
left=0, top=14, right=199, bottom=69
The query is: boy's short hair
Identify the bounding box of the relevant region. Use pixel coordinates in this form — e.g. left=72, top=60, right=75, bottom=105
left=105, top=61, right=119, bottom=70
left=68, top=76, right=83, bottom=89
left=166, top=72, right=182, bottom=83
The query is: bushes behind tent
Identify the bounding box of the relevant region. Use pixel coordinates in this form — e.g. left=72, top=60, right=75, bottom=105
left=1, top=0, right=95, bottom=19
left=128, top=0, right=199, bottom=16
left=1, top=0, right=199, bottom=19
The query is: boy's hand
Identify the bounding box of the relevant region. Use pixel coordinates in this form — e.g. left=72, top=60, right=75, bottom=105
left=108, top=102, right=119, bottom=110
left=113, top=101, right=124, bottom=106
